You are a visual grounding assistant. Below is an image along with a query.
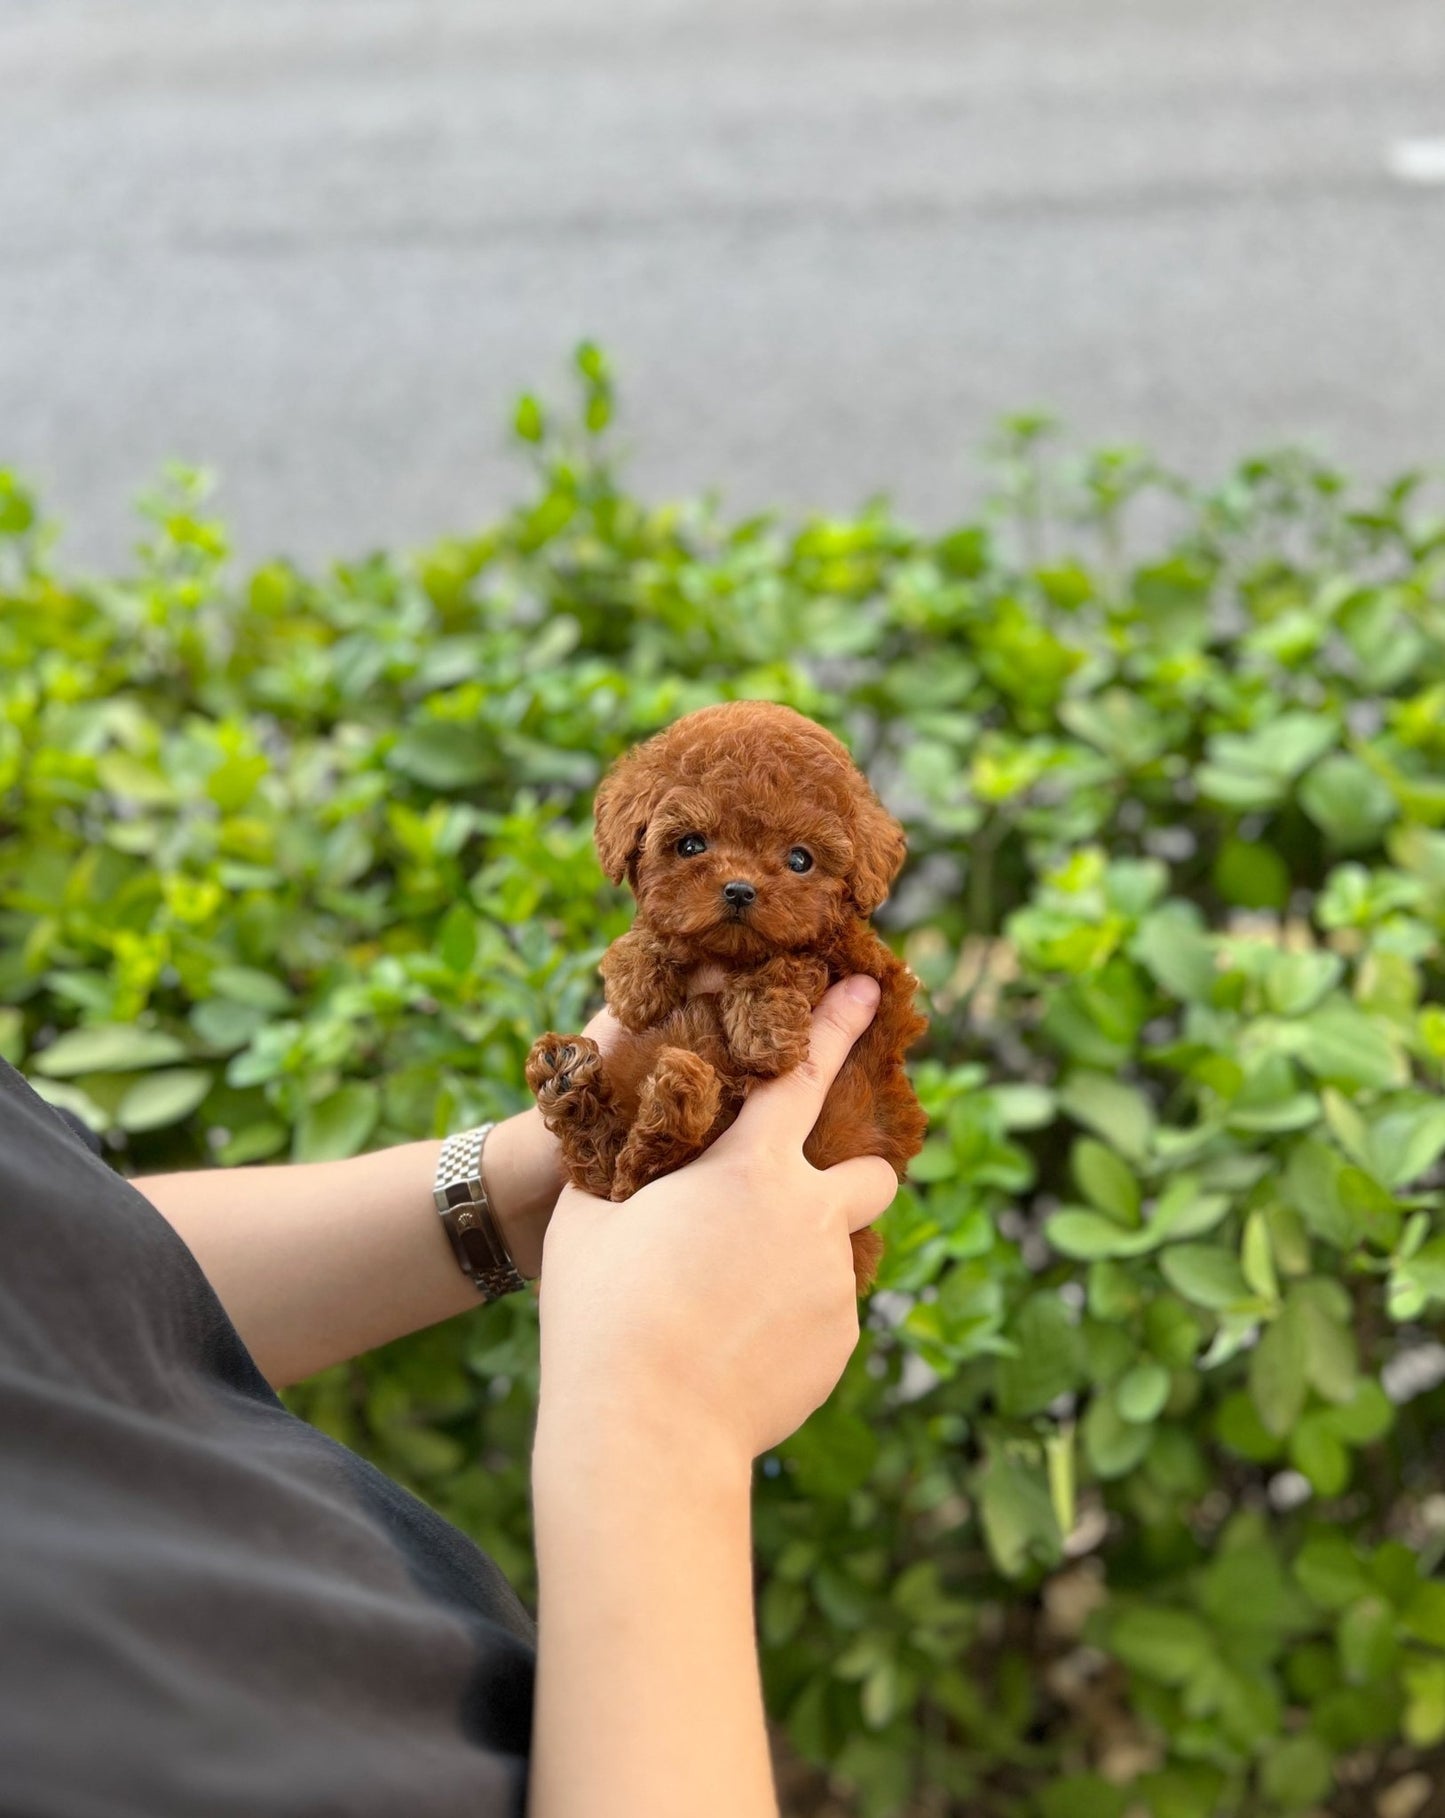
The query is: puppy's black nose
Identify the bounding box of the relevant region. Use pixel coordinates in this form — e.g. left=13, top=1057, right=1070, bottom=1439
left=722, top=879, right=757, bottom=908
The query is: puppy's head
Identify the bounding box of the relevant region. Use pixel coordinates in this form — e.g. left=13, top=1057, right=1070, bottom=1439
left=594, top=702, right=905, bottom=959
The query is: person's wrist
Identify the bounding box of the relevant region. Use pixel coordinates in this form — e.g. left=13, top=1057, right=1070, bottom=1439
left=477, top=1109, right=562, bottom=1282
left=533, top=1376, right=754, bottom=1506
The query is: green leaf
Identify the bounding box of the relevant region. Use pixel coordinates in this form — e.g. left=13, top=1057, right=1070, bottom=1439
left=1132, top=905, right=1217, bottom=1002
left=860, top=1658, right=901, bottom=1730
left=96, top=752, right=178, bottom=806
left=1337, top=1166, right=1403, bottom=1249
left=1217, top=1390, right=1284, bottom=1462
left=115, top=1069, right=213, bottom=1133
left=1108, top=1606, right=1213, bottom=1685
left=1291, top=999, right=1405, bottom=1091
left=759, top=1577, right=806, bottom=1647
left=30, top=1078, right=107, bottom=1136
left=1045, top=1208, right=1143, bottom=1261
left=1115, top=1360, right=1170, bottom=1424
left=1241, top=1209, right=1279, bottom=1302
left=1058, top=1072, right=1154, bottom=1161
left=783, top=1402, right=879, bottom=1500
left=1337, top=1596, right=1399, bottom=1685
left=1284, top=1139, right=1358, bottom=1249
left=513, top=392, right=545, bottom=443
left=209, top=966, right=293, bottom=1012
left=1295, top=1533, right=1371, bottom=1611
left=1036, top=1777, right=1128, bottom=1818
left=1323, top=1378, right=1393, bottom=1445
left=1249, top=1303, right=1307, bottom=1437
left=190, top=999, right=268, bottom=1053
left=1260, top=1733, right=1333, bottom=1811
left=34, top=1024, right=189, bottom=1077
left=388, top=723, right=494, bottom=790
left=1213, top=712, right=1338, bottom=783
left=990, top=1083, right=1056, bottom=1130
left=1197, top=761, right=1284, bottom=810
left=1403, top=1656, right=1445, bottom=1748
left=1401, top=1582, right=1445, bottom=1648
left=1322, top=1087, right=1373, bottom=1168
left=1214, top=838, right=1289, bottom=910
left=1141, top=1180, right=1231, bottom=1248
left=437, top=904, right=479, bottom=975
left=1072, top=1138, right=1140, bottom=1226
left=216, top=1121, right=288, bottom=1166
left=1160, top=1245, right=1254, bottom=1310
left=1083, top=1393, right=1152, bottom=1478
left=1370, top=1101, right=1445, bottom=1188
left=294, top=1083, right=380, bottom=1163
left=1294, top=1285, right=1357, bottom=1404
left=976, top=1448, right=1062, bottom=1578
left=1291, top=1415, right=1351, bottom=1497
left=1145, top=1295, right=1205, bottom=1367
left=1299, top=752, right=1396, bottom=849
left=1265, top=950, right=1343, bottom=1017
left=1392, top=1240, right=1445, bottom=1318
left=1133, top=1766, right=1227, bottom=1818
left=1264, top=1198, right=1312, bottom=1275
left=997, top=1294, right=1083, bottom=1417
left=909, top=1137, right=957, bottom=1183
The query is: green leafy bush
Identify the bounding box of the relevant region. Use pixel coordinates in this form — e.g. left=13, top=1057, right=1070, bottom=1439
left=4, top=348, right=1445, bottom=1817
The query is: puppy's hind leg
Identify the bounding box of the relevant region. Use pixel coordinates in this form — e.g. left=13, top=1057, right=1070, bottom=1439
left=610, top=1047, right=722, bottom=1201
left=525, top=1033, right=625, bottom=1197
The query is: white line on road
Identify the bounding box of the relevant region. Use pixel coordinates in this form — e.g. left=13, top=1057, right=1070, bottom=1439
left=1386, top=138, right=1445, bottom=184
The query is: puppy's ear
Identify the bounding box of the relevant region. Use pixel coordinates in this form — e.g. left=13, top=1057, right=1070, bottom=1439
left=593, top=745, right=664, bottom=887
left=845, top=778, right=907, bottom=915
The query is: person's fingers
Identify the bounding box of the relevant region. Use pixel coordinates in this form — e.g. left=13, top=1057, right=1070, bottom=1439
left=553, top=1179, right=613, bottom=1218
left=721, top=976, right=881, bottom=1150
left=580, top=1002, right=626, bottom=1059
left=824, top=1154, right=900, bottom=1233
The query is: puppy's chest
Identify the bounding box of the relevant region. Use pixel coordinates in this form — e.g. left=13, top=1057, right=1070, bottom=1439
left=661, top=961, right=834, bottom=1073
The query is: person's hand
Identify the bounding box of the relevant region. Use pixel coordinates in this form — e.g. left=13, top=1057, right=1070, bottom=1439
left=487, top=968, right=724, bottom=1265
left=533, top=976, right=896, bottom=1469
left=482, top=1002, right=626, bottom=1279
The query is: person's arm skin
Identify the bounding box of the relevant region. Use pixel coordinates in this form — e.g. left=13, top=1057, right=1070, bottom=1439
left=140, top=977, right=895, bottom=1818
left=134, top=1007, right=622, bottom=1389
left=528, top=976, right=896, bottom=1818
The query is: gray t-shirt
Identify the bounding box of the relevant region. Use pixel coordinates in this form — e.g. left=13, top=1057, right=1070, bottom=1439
left=0, top=1059, right=535, bottom=1816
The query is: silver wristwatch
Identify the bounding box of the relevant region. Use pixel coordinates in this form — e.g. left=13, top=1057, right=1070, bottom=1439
left=432, top=1123, right=528, bottom=1302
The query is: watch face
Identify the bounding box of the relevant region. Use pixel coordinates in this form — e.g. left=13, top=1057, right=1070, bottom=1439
left=435, top=1125, right=522, bottom=1297
left=446, top=1202, right=510, bottom=1286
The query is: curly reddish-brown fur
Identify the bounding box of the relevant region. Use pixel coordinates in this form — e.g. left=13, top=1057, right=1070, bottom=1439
left=528, top=701, right=928, bottom=1293
left=524, top=1034, right=624, bottom=1198
left=611, top=1047, right=723, bottom=1201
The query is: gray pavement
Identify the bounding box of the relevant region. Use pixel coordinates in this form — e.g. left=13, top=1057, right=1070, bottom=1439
left=2, top=0, right=1443, bottom=567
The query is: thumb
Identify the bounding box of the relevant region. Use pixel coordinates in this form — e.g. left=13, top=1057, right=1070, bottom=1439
left=825, top=1153, right=900, bottom=1234
left=719, top=975, right=881, bottom=1152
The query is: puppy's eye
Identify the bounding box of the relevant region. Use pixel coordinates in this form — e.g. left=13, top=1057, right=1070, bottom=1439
left=676, top=833, right=708, bottom=858
left=786, top=847, right=814, bottom=874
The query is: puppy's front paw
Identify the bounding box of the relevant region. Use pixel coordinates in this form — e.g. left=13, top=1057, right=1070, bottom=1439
left=722, top=986, right=812, bottom=1077
left=525, top=1033, right=606, bottom=1127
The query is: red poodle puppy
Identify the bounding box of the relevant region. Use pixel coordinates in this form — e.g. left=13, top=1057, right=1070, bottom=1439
left=526, top=701, right=927, bottom=1291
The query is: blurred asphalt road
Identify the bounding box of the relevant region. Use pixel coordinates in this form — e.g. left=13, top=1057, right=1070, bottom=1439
left=2, top=0, right=1444, bottom=565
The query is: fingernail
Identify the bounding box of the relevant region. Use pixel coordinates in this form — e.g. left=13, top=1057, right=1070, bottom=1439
left=844, top=975, right=880, bottom=1006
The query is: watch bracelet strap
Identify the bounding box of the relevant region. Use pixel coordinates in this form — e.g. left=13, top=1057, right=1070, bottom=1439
left=433, top=1123, right=528, bottom=1302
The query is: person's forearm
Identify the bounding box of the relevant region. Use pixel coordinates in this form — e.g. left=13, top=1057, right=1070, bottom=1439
left=133, top=1110, right=559, bottom=1388
left=528, top=1396, right=779, bottom=1818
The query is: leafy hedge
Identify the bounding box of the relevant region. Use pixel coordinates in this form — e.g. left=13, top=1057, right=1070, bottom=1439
left=5, top=347, right=1445, bottom=1818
